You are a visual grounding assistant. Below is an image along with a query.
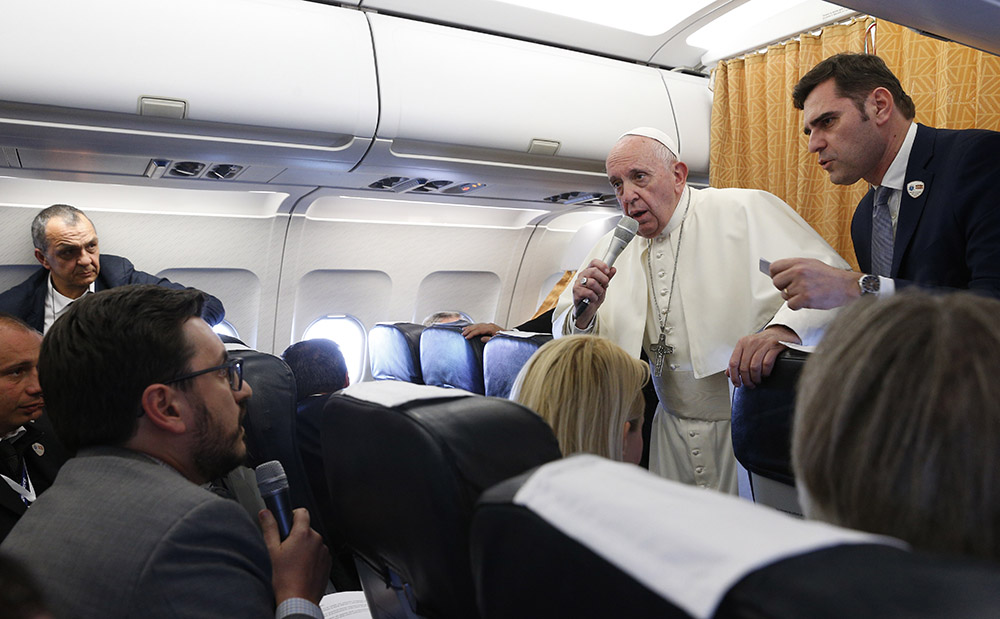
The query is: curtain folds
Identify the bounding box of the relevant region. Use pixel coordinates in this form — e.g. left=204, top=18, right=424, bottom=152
left=709, top=18, right=1000, bottom=269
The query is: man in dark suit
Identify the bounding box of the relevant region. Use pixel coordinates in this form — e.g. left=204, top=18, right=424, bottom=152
left=767, top=53, right=1000, bottom=308
left=0, top=204, right=225, bottom=332
left=2, top=286, right=329, bottom=619
left=0, top=314, right=67, bottom=543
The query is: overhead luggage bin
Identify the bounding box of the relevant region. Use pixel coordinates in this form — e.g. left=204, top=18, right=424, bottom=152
left=0, top=0, right=378, bottom=178
left=359, top=13, right=710, bottom=202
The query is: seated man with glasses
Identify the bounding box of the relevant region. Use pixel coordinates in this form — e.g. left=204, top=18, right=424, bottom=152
left=2, top=285, right=331, bottom=619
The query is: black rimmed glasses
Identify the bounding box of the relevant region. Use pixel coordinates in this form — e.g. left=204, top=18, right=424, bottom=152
left=164, top=357, right=244, bottom=392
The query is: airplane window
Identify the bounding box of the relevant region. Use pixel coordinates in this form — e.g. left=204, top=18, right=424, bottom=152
left=301, top=315, right=366, bottom=384
left=212, top=320, right=240, bottom=339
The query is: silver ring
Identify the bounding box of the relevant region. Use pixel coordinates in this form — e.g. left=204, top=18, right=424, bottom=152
left=581, top=277, right=588, bottom=286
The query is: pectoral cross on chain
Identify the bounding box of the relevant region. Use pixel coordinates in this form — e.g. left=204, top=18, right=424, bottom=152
left=650, top=332, right=674, bottom=377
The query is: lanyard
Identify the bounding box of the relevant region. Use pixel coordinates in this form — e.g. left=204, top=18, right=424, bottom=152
left=2, top=463, right=35, bottom=506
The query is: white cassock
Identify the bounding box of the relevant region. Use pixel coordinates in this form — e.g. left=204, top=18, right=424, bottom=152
left=553, top=186, right=850, bottom=493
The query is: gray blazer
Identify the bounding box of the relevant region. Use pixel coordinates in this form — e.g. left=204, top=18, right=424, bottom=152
left=2, top=447, right=309, bottom=619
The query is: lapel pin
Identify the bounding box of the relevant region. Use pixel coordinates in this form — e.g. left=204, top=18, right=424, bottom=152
left=907, top=180, right=925, bottom=198
left=32, top=443, right=44, bottom=457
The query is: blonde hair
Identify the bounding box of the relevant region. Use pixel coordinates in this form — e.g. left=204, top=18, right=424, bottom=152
left=793, top=291, right=1000, bottom=561
left=510, top=335, right=648, bottom=461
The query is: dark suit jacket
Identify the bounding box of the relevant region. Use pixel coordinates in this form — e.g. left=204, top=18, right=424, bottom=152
left=0, top=412, right=68, bottom=543
left=0, top=254, right=226, bottom=330
left=852, top=124, right=1000, bottom=297
left=3, top=447, right=315, bottom=619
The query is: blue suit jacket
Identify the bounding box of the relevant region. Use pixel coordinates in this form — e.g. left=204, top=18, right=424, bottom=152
left=851, top=124, right=1000, bottom=297
left=0, top=254, right=225, bottom=330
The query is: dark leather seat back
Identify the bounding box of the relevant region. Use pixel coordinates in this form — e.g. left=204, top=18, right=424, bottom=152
left=419, top=323, right=486, bottom=394
left=322, top=382, right=561, bottom=619
left=731, top=349, right=808, bottom=512
left=226, top=345, right=326, bottom=539
left=471, top=455, right=913, bottom=619
left=483, top=331, right=552, bottom=398
left=472, top=469, right=694, bottom=619
left=369, top=322, right=425, bottom=383
left=716, top=543, right=1000, bottom=618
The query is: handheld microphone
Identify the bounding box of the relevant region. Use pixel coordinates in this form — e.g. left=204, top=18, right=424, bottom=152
left=255, top=460, right=293, bottom=540
left=575, top=216, right=639, bottom=318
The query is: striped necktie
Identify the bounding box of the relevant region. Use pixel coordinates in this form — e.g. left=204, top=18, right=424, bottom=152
left=870, top=186, right=894, bottom=276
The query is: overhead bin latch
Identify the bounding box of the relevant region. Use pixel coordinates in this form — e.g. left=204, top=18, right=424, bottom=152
left=138, top=96, right=188, bottom=120
left=527, top=139, right=560, bottom=156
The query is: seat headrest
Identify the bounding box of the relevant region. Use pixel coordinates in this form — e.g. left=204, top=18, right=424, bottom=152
left=369, top=322, right=425, bottom=383
left=322, top=381, right=561, bottom=619
left=472, top=455, right=899, bottom=619
left=731, top=349, right=809, bottom=485
left=420, top=323, right=486, bottom=394
left=224, top=345, right=326, bottom=539
left=483, top=331, right=552, bottom=398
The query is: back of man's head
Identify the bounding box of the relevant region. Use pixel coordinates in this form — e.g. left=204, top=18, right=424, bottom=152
left=39, top=285, right=205, bottom=453
left=282, top=339, right=349, bottom=400
left=31, top=204, right=90, bottom=253
left=792, top=52, right=916, bottom=120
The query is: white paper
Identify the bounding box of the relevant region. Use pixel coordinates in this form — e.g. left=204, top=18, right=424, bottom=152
left=320, top=591, right=373, bottom=619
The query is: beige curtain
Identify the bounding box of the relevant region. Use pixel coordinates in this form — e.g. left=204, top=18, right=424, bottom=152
left=710, top=18, right=1000, bottom=269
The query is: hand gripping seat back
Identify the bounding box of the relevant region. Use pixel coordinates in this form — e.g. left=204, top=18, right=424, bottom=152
left=731, top=349, right=809, bottom=486
left=228, top=346, right=328, bottom=540
left=370, top=322, right=425, bottom=383
left=321, top=382, right=562, bottom=619
left=471, top=472, right=694, bottom=619
left=420, top=324, right=486, bottom=394
left=483, top=332, right=552, bottom=398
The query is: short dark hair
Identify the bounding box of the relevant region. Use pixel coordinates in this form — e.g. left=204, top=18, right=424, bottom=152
left=282, top=339, right=349, bottom=400
left=792, top=53, right=916, bottom=120
left=794, top=291, right=1000, bottom=561
left=38, top=285, right=205, bottom=453
left=31, top=204, right=92, bottom=253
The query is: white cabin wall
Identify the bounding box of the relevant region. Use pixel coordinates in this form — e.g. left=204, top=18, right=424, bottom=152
left=273, top=190, right=549, bottom=365
left=0, top=175, right=309, bottom=351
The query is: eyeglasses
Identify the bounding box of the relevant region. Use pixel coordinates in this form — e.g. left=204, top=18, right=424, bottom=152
left=164, top=357, right=244, bottom=392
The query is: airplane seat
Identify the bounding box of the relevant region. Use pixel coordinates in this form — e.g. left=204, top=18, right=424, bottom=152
left=419, top=323, right=487, bottom=394
left=369, top=322, right=426, bottom=384
left=320, top=381, right=562, bottom=619
left=223, top=343, right=328, bottom=542
left=731, top=349, right=808, bottom=515
left=470, top=455, right=921, bottom=619
left=482, top=331, right=552, bottom=398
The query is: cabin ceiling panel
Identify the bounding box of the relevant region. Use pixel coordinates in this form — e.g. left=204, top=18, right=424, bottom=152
left=361, top=0, right=717, bottom=67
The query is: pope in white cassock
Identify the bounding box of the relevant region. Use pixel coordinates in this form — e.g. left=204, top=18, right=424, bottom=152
left=552, top=127, right=849, bottom=494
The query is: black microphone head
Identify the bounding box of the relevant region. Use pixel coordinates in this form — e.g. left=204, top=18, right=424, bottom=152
left=255, top=460, right=288, bottom=496
left=613, top=216, right=639, bottom=242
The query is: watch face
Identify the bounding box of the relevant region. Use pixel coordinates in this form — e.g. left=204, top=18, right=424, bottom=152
left=861, top=275, right=880, bottom=294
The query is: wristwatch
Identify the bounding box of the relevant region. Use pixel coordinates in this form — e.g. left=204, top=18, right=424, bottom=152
left=859, top=274, right=881, bottom=295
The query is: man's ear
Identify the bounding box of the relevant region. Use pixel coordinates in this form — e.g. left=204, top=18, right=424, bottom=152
left=870, top=87, right=895, bottom=125
left=672, top=160, right=689, bottom=187
left=140, top=384, right=188, bottom=435
left=34, top=248, right=50, bottom=269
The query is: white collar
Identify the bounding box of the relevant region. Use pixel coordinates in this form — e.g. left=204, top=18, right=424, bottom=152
left=653, top=185, right=692, bottom=242
left=878, top=122, right=918, bottom=192
left=47, top=274, right=95, bottom=312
